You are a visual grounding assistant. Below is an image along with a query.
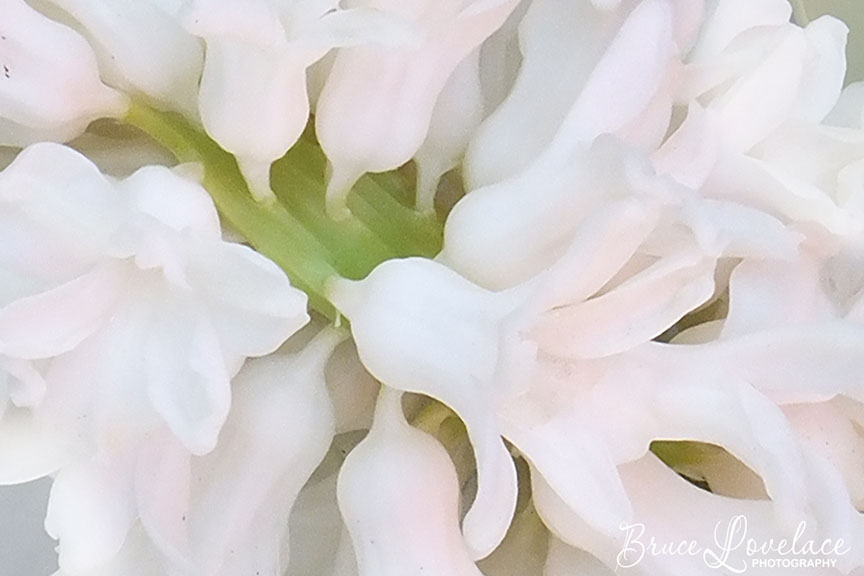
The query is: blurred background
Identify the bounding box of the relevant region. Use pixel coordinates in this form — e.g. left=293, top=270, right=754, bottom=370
left=0, top=478, right=59, bottom=574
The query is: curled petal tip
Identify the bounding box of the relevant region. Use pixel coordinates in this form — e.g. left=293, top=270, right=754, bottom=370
left=101, top=90, right=133, bottom=121
left=325, top=276, right=363, bottom=319
left=324, top=166, right=360, bottom=221
left=237, top=156, right=277, bottom=204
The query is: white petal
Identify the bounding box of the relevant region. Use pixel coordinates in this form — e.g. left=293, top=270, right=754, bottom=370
left=680, top=198, right=801, bottom=260
left=53, top=524, right=169, bottom=576
left=316, top=0, right=518, bottom=216
left=0, top=406, right=81, bottom=484
left=784, top=399, right=864, bottom=508
left=533, top=253, right=716, bottom=358
left=535, top=201, right=663, bottom=310
left=0, top=0, right=127, bottom=146
left=702, top=152, right=855, bottom=234
left=0, top=143, right=126, bottom=265
left=0, top=264, right=123, bottom=359
left=652, top=102, right=719, bottom=190
left=688, top=0, right=791, bottom=61
left=120, top=165, right=221, bottom=238
left=465, top=0, right=673, bottom=189
left=146, top=301, right=232, bottom=455
left=184, top=329, right=340, bottom=576
left=2, top=356, right=46, bottom=408
left=45, top=456, right=137, bottom=574
left=794, top=16, right=848, bottom=124
left=34, top=0, right=204, bottom=117
left=707, top=26, right=808, bottom=153
left=723, top=254, right=835, bottom=337
left=134, top=430, right=192, bottom=566
left=183, top=0, right=322, bottom=201
left=300, top=7, right=420, bottom=51
left=337, top=388, right=484, bottom=575
left=825, top=81, right=864, bottom=128
left=415, top=49, right=484, bottom=213
left=186, top=241, right=310, bottom=362
left=708, top=324, right=864, bottom=404
left=502, top=416, right=632, bottom=540
left=328, top=258, right=521, bottom=558
left=196, top=38, right=312, bottom=202
left=442, top=138, right=662, bottom=291
left=505, top=342, right=863, bottom=570
left=554, top=0, right=673, bottom=149
left=324, top=340, right=380, bottom=434
left=476, top=0, right=528, bottom=114
left=668, top=0, right=704, bottom=53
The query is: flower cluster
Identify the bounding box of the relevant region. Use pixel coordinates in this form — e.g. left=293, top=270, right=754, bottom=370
left=1, top=0, right=864, bottom=575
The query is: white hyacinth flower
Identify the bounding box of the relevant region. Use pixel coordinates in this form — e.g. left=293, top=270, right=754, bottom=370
left=47, top=328, right=342, bottom=576
left=463, top=0, right=690, bottom=190
left=182, top=0, right=418, bottom=203
left=2, top=0, right=864, bottom=575
left=0, top=143, right=309, bottom=523
left=0, top=0, right=128, bottom=146
left=29, top=0, right=204, bottom=119
left=338, top=388, right=485, bottom=576
left=316, top=0, right=520, bottom=217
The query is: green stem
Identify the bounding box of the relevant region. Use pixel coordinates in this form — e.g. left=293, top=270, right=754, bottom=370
left=126, top=102, right=341, bottom=318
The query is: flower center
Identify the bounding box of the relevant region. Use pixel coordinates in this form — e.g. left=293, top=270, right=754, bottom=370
left=125, top=102, right=444, bottom=319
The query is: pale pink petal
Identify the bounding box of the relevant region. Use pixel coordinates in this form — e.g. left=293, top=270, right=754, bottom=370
left=337, top=388, right=484, bottom=575
left=316, top=0, right=518, bottom=216
left=45, top=456, right=138, bottom=574
left=533, top=253, right=715, bottom=358
left=328, top=258, right=521, bottom=558
left=0, top=0, right=127, bottom=146
left=0, top=264, right=123, bottom=359
left=185, top=329, right=340, bottom=576
left=35, top=0, right=203, bottom=117
left=186, top=241, right=310, bottom=362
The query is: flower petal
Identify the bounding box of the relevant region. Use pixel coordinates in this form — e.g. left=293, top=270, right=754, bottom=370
left=337, top=388, right=484, bottom=575
left=328, top=258, right=521, bottom=558
left=0, top=406, right=80, bottom=485
left=45, top=456, right=138, bottom=574
left=442, top=137, right=662, bottom=291
left=35, top=0, right=203, bottom=117
left=414, top=49, right=484, bottom=213
left=183, top=328, right=340, bottom=576
left=0, top=264, right=123, bottom=359
left=465, top=0, right=672, bottom=189
left=186, top=241, right=310, bottom=363
left=317, top=0, right=518, bottom=216
left=533, top=253, right=716, bottom=358
left=0, top=0, right=127, bottom=146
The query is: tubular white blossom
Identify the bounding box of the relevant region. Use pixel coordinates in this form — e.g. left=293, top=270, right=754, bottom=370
left=463, top=0, right=685, bottom=190
left=29, top=0, right=204, bottom=118
left=316, top=0, right=519, bottom=218
left=414, top=49, right=484, bottom=214
left=48, top=328, right=343, bottom=576
left=182, top=0, right=418, bottom=203
left=338, top=387, right=484, bottom=576
left=0, top=0, right=128, bottom=146
left=0, top=143, right=310, bottom=573
left=4, top=0, right=864, bottom=575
